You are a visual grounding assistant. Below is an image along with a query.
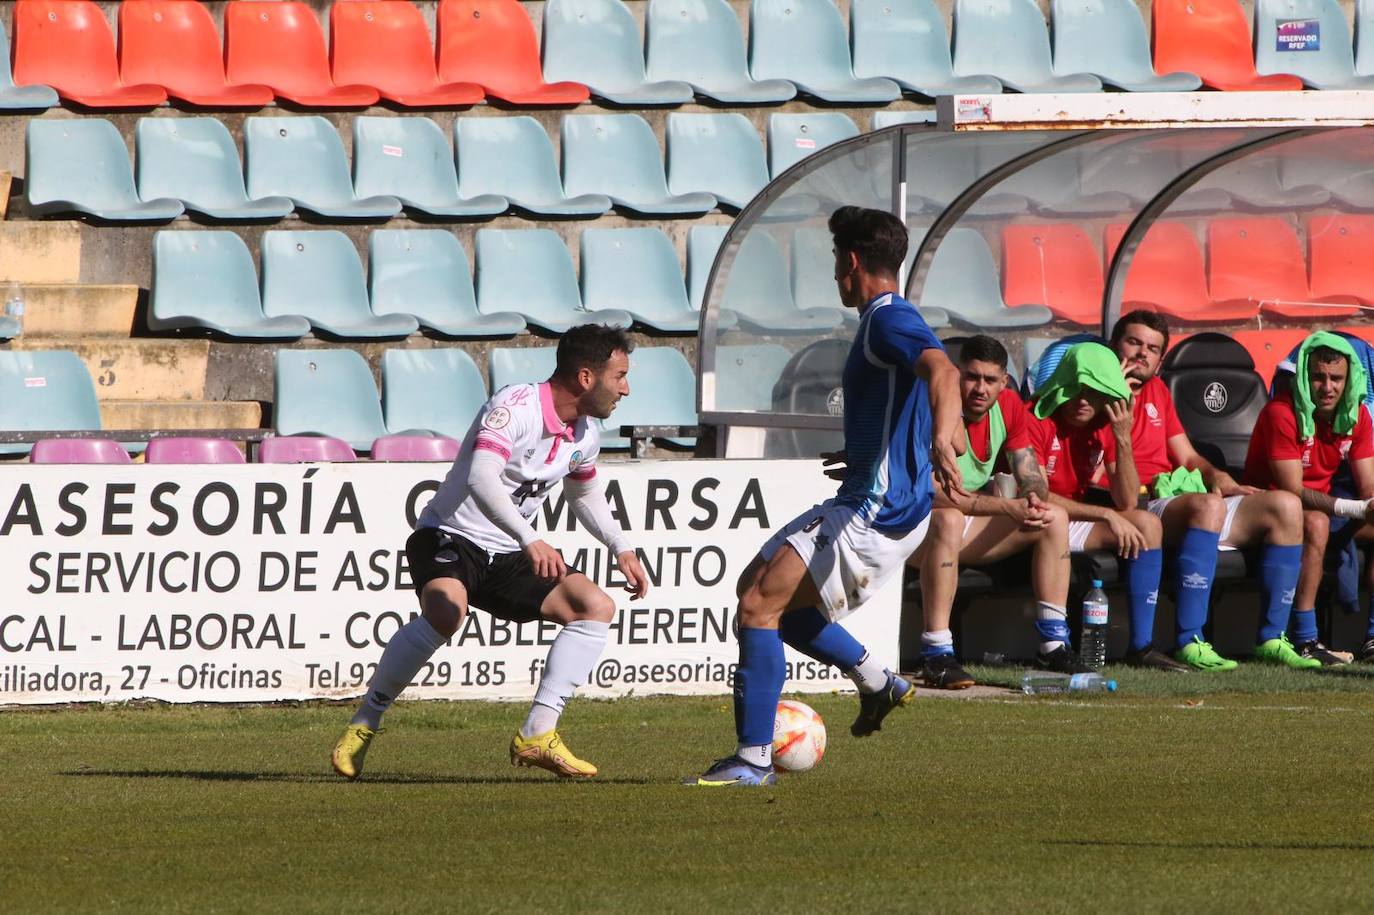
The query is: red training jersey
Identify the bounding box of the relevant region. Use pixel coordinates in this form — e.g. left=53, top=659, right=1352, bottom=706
left=1130, top=376, right=1187, bottom=484
left=965, top=388, right=1034, bottom=467
left=1243, top=391, right=1374, bottom=493
left=1029, top=411, right=1117, bottom=501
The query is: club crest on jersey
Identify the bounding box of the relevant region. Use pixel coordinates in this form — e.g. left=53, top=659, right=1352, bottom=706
left=484, top=407, right=512, bottom=430
left=1341, top=439, right=1353, bottom=458
left=568, top=449, right=585, bottom=470
left=1145, top=402, right=1161, bottom=425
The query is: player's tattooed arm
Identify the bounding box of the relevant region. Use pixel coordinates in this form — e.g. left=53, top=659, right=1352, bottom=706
left=1270, top=456, right=1344, bottom=516
left=1008, top=446, right=1048, bottom=500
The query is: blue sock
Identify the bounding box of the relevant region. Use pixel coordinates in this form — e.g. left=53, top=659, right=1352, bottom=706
left=734, top=627, right=786, bottom=748
left=1367, top=595, right=1374, bottom=640
left=778, top=606, right=864, bottom=670
left=1174, top=527, right=1220, bottom=649
left=1034, top=618, right=1071, bottom=645
left=1124, top=548, right=1163, bottom=653
left=1291, top=609, right=1319, bottom=645
left=1258, top=544, right=1301, bottom=642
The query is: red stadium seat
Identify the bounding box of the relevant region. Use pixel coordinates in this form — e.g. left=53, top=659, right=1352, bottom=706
left=330, top=1, right=484, bottom=107
left=1152, top=0, right=1303, bottom=91
left=12, top=0, right=167, bottom=107
left=1308, top=214, right=1374, bottom=307
left=1104, top=222, right=1255, bottom=322
left=225, top=1, right=380, bottom=108
left=1208, top=217, right=1358, bottom=319
left=118, top=1, right=273, bottom=107
left=1000, top=224, right=1103, bottom=326
left=437, top=0, right=589, bottom=105
left=1225, top=329, right=1309, bottom=383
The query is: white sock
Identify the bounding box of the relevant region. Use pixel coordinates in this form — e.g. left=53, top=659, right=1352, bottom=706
left=521, top=620, right=610, bottom=738
left=922, top=629, right=955, bottom=653
left=736, top=743, right=772, bottom=767
left=1037, top=601, right=1068, bottom=653
left=350, top=616, right=447, bottom=729
left=846, top=650, right=890, bottom=694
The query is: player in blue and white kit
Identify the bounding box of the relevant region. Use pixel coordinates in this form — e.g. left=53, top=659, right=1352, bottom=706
left=332, top=325, right=651, bottom=780
left=688, top=207, right=965, bottom=787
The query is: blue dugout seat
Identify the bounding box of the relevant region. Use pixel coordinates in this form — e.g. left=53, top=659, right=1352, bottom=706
left=921, top=228, right=1054, bottom=328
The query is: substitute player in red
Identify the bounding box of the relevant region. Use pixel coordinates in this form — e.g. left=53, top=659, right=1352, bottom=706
left=332, top=325, right=651, bottom=779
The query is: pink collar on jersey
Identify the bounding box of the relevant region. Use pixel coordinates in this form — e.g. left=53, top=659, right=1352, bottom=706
left=539, top=382, right=577, bottom=442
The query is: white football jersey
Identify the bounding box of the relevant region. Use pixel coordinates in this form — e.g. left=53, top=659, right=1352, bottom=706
left=419, top=382, right=601, bottom=553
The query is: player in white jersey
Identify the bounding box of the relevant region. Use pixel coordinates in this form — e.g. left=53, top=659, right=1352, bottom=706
left=332, top=325, right=650, bottom=780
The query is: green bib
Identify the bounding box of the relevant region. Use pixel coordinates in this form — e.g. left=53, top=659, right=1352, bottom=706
left=957, top=401, right=1006, bottom=492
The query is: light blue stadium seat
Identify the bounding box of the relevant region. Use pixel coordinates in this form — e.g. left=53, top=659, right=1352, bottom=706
left=750, top=0, right=900, bottom=102
left=244, top=116, right=401, bottom=219
left=645, top=0, right=796, bottom=102
left=872, top=110, right=939, bottom=129
left=136, top=118, right=292, bottom=221
left=490, top=346, right=558, bottom=393
left=904, top=139, right=1029, bottom=216
left=921, top=228, right=1054, bottom=328
left=543, top=0, right=694, bottom=104
left=581, top=228, right=715, bottom=333
left=791, top=226, right=950, bottom=328
left=475, top=229, right=634, bottom=333
left=0, top=350, right=102, bottom=455
left=368, top=230, right=525, bottom=337
left=352, top=117, right=507, bottom=218
left=952, top=0, right=1102, bottom=92
left=454, top=117, right=610, bottom=217
left=1199, top=155, right=1332, bottom=210
left=608, top=346, right=699, bottom=448
left=767, top=113, right=860, bottom=178
left=666, top=113, right=769, bottom=211
left=714, top=343, right=792, bottom=411
left=1079, top=140, right=1233, bottom=212
left=382, top=348, right=488, bottom=439
left=562, top=115, right=716, bottom=215
left=703, top=227, right=846, bottom=334
left=688, top=224, right=729, bottom=311
left=26, top=119, right=183, bottom=221
left=1256, top=0, right=1374, bottom=89
left=1279, top=156, right=1374, bottom=210
left=274, top=349, right=387, bottom=451
left=150, top=231, right=311, bottom=339
left=850, top=0, right=1002, bottom=95
left=997, top=148, right=1134, bottom=216
left=1359, top=0, right=1374, bottom=76
left=261, top=231, right=419, bottom=339
left=1051, top=0, right=1201, bottom=91
left=0, top=20, right=58, bottom=109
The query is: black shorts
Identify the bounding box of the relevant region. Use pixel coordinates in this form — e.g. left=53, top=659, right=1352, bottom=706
left=406, top=527, right=558, bottom=623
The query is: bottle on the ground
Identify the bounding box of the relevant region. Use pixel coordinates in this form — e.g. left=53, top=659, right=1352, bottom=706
left=1021, top=671, right=1118, bottom=695
left=1080, top=578, right=1109, bottom=670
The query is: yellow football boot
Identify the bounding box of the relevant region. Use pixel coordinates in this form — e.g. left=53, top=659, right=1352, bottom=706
left=331, top=723, right=378, bottom=779
left=510, top=730, right=597, bottom=778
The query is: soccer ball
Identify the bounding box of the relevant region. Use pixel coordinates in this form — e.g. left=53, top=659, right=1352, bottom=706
left=772, top=700, right=826, bottom=773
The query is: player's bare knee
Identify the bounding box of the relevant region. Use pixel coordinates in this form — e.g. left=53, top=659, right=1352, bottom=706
left=1128, top=509, right=1164, bottom=547
left=420, top=586, right=465, bottom=638
left=930, top=507, right=963, bottom=544
left=1303, top=510, right=1330, bottom=549
left=735, top=554, right=765, bottom=600
left=1269, top=491, right=1303, bottom=540
left=737, top=586, right=784, bottom=629
left=1190, top=493, right=1226, bottom=532
left=578, top=590, right=617, bottom=623
left=1043, top=504, right=1068, bottom=531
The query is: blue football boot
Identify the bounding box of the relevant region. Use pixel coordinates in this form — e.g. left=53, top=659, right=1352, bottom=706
left=684, top=755, right=777, bottom=787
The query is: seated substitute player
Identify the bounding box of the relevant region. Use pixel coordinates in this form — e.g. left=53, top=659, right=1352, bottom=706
left=1111, top=311, right=1303, bottom=671
left=907, top=334, right=1076, bottom=686
left=332, top=324, right=651, bottom=779
left=1244, top=331, right=1374, bottom=667
left=687, top=206, right=963, bottom=788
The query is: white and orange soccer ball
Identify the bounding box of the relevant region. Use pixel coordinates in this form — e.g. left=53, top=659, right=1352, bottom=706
left=772, top=699, right=826, bottom=773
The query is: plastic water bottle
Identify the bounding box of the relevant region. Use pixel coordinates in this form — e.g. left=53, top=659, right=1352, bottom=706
left=1080, top=579, right=1109, bottom=671
left=4, top=282, right=22, bottom=320
left=1021, top=672, right=1118, bottom=695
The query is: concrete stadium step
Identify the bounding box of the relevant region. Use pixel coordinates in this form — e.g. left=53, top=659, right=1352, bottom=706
left=9, top=284, right=139, bottom=338
left=99, top=399, right=263, bottom=432
left=0, top=222, right=81, bottom=284
left=11, top=338, right=209, bottom=401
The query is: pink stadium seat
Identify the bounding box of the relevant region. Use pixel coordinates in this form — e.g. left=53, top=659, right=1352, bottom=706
left=118, top=1, right=273, bottom=107
left=12, top=0, right=167, bottom=107
left=1000, top=225, right=1104, bottom=326
left=1308, top=214, right=1374, bottom=307
left=437, top=0, right=589, bottom=104
left=330, top=1, right=484, bottom=107
left=1208, top=217, right=1359, bottom=319
left=1105, top=221, right=1255, bottom=322
left=144, top=437, right=247, bottom=464
left=30, top=438, right=132, bottom=464
left=258, top=435, right=356, bottom=464
left=226, top=1, right=381, bottom=108
left=370, top=434, right=462, bottom=462
left=1152, top=0, right=1303, bottom=91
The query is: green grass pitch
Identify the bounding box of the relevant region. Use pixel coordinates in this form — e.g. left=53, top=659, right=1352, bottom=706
left=5, top=665, right=1374, bottom=913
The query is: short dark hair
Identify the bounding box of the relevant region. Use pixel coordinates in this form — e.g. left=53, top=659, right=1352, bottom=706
left=1110, top=309, right=1170, bottom=352
left=1308, top=345, right=1349, bottom=370
left=554, top=324, right=634, bottom=379
left=959, top=335, right=1008, bottom=371
left=829, top=206, right=908, bottom=276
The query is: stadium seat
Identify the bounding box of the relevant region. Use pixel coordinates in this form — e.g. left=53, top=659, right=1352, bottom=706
left=258, top=435, right=356, bottom=463
left=150, top=231, right=311, bottom=339
left=921, top=229, right=1054, bottom=328
left=581, top=228, right=706, bottom=334
left=645, top=0, right=796, bottom=102
left=1360, top=0, right=1374, bottom=76
left=26, top=119, right=184, bottom=221
left=437, top=0, right=589, bottom=104
left=1081, top=136, right=1233, bottom=213
left=475, top=229, right=634, bottom=333
left=687, top=224, right=728, bottom=312
left=561, top=115, right=716, bottom=216
left=382, top=348, right=488, bottom=440
left=12, top=0, right=166, bottom=107
left=0, top=20, right=57, bottom=109
left=1278, top=155, right=1374, bottom=211
left=542, top=0, right=694, bottom=104
left=454, top=117, right=611, bottom=216
left=135, top=118, right=293, bottom=221
left=1103, top=222, right=1251, bottom=322
left=767, top=113, right=860, bottom=178
left=713, top=344, right=793, bottom=411
left=352, top=117, right=507, bottom=218
left=244, top=117, right=402, bottom=220
left=789, top=226, right=854, bottom=326
left=1226, top=328, right=1310, bottom=384
left=951, top=0, right=1101, bottom=93
left=1255, top=0, right=1374, bottom=89
left=1050, top=0, right=1200, bottom=91
left=997, top=148, right=1134, bottom=216
left=1159, top=333, right=1269, bottom=473
left=274, top=349, right=387, bottom=451
left=369, top=230, right=525, bottom=337
left=1308, top=214, right=1374, bottom=305
left=225, top=2, right=379, bottom=107
left=707, top=228, right=845, bottom=334
left=118, top=1, right=274, bottom=107
left=665, top=113, right=769, bottom=211
left=1152, top=0, right=1304, bottom=90
left=871, top=111, right=939, bottom=129
left=261, top=231, right=419, bottom=339
left=0, top=350, right=103, bottom=455
left=1208, top=217, right=1359, bottom=319
left=370, top=434, right=462, bottom=462
left=490, top=346, right=557, bottom=393
left=1000, top=225, right=1104, bottom=326
left=608, top=347, right=699, bottom=448
left=901, top=139, right=1027, bottom=216
left=850, top=0, right=1000, bottom=96
left=144, top=437, right=245, bottom=464
left=1198, top=155, right=1331, bottom=211
left=749, top=0, right=900, bottom=103
left=329, top=1, right=484, bottom=107
left=30, top=438, right=132, bottom=464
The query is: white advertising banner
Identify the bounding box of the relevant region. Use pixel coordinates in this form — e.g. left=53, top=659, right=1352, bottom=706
left=0, top=460, right=903, bottom=705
